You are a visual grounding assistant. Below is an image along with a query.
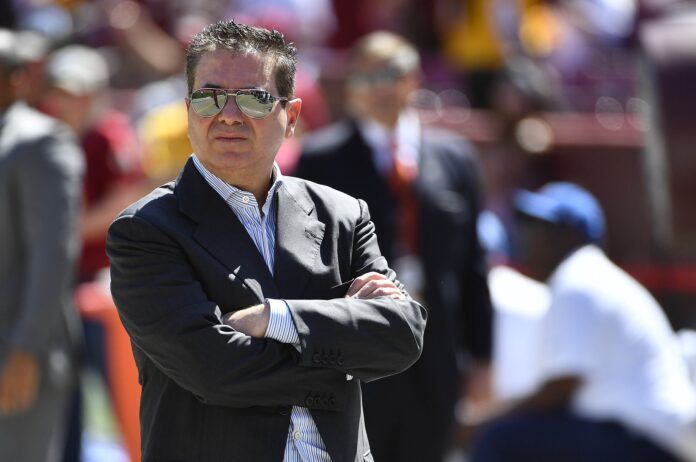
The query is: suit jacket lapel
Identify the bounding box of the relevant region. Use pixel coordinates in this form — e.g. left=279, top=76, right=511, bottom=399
left=273, top=180, right=325, bottom=299
left=176, top=158, right=279, bottom=302
left=415, top=134, right=447, bottom=200
left=347, top=121, right=390, bottom=194
left=414, top=132, right=447, bottom=244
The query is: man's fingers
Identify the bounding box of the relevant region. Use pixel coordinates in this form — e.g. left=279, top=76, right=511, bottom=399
left=344, top=271, right=406, bottom=299
left=352, top=279, right=403, bottom=300
left=364, top=287, right=404, bottom=299
left=345, top=272, right=391, bottom=297
left=352, top=279, right=385, bottom=299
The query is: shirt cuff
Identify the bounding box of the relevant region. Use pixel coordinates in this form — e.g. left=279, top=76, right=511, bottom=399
left=264, top=299, right=300, bottom=345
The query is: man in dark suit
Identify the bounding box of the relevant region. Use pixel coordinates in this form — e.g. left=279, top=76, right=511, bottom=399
left=295, top=31, right=493, bottom=462
left=107, top=21, right=427, bottom=462
left=0, top=29, right=84, bottom=462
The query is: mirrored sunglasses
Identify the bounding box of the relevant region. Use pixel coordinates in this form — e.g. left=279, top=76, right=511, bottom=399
left=189, top=88, right=288, bottom=118
left=347, top=67, right=407, bottom=87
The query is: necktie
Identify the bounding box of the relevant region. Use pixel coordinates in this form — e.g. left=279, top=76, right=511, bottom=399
left=387, top=136, right=419, bottom=255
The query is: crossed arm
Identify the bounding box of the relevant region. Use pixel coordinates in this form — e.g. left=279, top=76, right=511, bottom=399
left=225, top=272, right=405, bottom=338
left=107, top=200, right=426, bottom=409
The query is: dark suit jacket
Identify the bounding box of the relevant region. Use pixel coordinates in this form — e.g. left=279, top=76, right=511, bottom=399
left=106, top=157, right=427, bottom=462
left=296, top=121, right=492, bottom=425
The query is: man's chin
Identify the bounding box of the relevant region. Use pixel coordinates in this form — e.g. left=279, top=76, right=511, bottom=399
left=211, top=149, right=252, bottom=161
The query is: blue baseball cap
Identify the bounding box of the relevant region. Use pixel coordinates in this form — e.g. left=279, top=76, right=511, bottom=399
left=515, top=182, right=605, bottom=243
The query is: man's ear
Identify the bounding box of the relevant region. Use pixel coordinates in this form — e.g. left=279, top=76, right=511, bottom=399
left=285, top=98, right=302, bottom=138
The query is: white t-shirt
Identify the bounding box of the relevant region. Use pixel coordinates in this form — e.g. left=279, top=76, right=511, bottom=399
left=539, top=245, right=696, bottom=460
left=489, top=265, right=550, bottom=401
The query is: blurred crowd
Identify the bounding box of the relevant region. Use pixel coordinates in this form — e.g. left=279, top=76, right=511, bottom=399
left=2, top=0, right=696, bottom=461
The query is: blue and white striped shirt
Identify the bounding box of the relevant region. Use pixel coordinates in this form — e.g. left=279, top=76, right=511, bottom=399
left=192, top=155, right=331, bottom=462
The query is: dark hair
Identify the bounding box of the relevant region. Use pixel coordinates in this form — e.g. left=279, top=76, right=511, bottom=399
left=186, top=20, right=297, bottom=98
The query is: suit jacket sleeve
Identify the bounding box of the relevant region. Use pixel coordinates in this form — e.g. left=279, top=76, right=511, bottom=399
left=107, top=213, right=350, bottom=409
left=285, top=199, right=428, bottom=383
left=10, top=128, right=83, bottom=356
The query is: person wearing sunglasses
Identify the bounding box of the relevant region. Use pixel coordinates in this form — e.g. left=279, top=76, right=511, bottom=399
left=107, top=20, right=426, bottom=462
left=295, top=31, right=493, bottom=462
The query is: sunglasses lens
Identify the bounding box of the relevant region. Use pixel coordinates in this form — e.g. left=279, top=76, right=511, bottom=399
left=236, top=90, right=275, bottom=118
left=191, top=89, right=227, bottom=117
left=349, top=67, right=404, bottom=87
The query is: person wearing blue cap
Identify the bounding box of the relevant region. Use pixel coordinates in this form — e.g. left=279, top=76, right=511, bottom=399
left=467, top=182, right=696, bottom=461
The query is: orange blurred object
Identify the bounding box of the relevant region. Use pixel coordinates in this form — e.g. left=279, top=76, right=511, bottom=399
left=75, top=282, right=141, bottom=462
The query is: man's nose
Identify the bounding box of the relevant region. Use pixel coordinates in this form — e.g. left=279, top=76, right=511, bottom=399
left=217, top=94, right=245, bottom=124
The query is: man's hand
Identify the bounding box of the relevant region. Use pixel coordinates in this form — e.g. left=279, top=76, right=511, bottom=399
left=454, top=392, right=509, bottom=449
left=465, top=361, right=494, bottom=406
left=346, top=272, right=405, bottom=300
left=0, top=349, right=41, bottom=415
left=223, top=272, right=404, bottom=336
left=224, top=303, right=270, bottom=338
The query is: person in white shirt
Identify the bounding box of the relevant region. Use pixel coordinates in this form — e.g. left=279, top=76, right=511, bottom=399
left=469, top=182, right=696, bottom=462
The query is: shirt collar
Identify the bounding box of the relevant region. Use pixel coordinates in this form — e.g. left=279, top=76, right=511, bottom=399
left=191, top=153, right=283, bottom=216
left=357, top=110, right=421, bottom=174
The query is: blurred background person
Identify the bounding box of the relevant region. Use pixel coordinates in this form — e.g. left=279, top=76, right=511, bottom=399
left=43, top=44, right=144, bottom=285
left=0, top=29, right=84, bottom=462
left=476, top=210, right=551, bottom=404
left=12, top=29, right=51, bottom=109
left=435, top=0, right=521, bottom=109
left=295, top=31, right=493, bottom=462
left=41, top=43, right=144, bottom=462
left=468, top=182, right=696, bottom=462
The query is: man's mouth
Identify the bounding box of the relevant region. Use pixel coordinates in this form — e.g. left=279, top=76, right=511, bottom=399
left=214, top=133, right=247, bottom=142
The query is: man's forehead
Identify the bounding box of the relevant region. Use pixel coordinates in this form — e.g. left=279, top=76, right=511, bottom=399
left=194, top=50, right=276, bottom=88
